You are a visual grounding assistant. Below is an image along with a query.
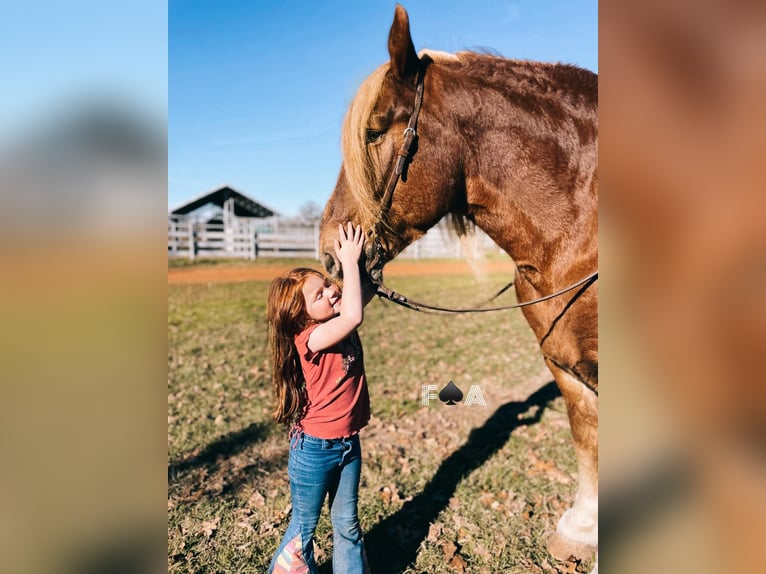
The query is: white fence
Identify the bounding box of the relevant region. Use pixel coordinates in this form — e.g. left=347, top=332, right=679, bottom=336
left=398, top=223, right=501, bottom=259
left=168, top=217, right=318, bottom=260
left=168, top=216, right=501, bottom=260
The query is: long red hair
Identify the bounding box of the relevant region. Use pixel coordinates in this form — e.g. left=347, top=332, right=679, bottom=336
left=266, top=268, right=326, bottom=425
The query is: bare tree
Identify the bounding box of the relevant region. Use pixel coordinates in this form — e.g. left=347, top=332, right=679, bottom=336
left=297, top=200, right=322, bottom=224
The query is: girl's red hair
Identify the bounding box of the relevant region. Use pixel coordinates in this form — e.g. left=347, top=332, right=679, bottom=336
left=266, top=268, right=326, bottom=425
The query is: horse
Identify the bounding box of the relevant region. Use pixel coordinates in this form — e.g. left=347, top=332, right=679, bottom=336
left=319, top=4, right=598, bottom=569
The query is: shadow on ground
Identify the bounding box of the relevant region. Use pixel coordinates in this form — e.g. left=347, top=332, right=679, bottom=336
left=168, top=421, right=275, bottom=480
left=318, top=380, right=562, bottom=573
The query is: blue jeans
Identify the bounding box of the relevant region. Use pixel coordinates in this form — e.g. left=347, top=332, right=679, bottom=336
left=268, top=432, right=369, bottom=574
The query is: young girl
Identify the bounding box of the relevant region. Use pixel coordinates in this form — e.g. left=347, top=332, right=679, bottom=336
left=267, top=222, right=371, bottom=574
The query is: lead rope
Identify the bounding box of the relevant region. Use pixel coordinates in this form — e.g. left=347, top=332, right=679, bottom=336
left=372, top=271, right=598, bottom=315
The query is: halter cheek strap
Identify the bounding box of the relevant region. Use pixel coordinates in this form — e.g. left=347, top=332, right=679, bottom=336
left=378, top=59, right=429, bottom=219
left=364, top=59, right=428, bottom=281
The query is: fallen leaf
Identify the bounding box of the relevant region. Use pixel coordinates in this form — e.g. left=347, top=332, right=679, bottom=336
left=449, top=553, right=467, bottom=572
left=313, top=542, right=326, bottom=562
left=492, top=535, right=507, bottom=557
left=426, top=522, right=443, bottom=543
left=521, top=502, right=534, bottom=520
left=260, top=521, right=277, bottom=534
left=528, top=451, right=572, bottom=484
left=247, top=491, right=266, bottom=508
left=378, top=484, right=401, bottom=505
left=201, top=517, right=220, bottom=538
left=441, top=540, right=458, bottom=561
left=479, top=492, right=495, bottom=507
left=236, top=520, right=254, bottom=533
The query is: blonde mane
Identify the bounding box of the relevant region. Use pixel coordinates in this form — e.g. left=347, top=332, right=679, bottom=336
left=341, top=63, right=389, bottom=231
left=341, top=53, right=465, bottom=233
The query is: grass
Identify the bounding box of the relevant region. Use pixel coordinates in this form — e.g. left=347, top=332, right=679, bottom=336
left=168, top=270, right=592, bottom=573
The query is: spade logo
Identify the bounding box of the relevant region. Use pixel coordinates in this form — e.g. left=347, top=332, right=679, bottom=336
left=438, top=380, right=463, bottom=406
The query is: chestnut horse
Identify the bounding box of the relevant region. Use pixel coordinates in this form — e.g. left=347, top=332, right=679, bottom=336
left=319, top=5, right=598, bottom=568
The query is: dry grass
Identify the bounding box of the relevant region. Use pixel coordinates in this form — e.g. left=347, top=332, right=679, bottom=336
left=168, top=271, right=592, bottom=573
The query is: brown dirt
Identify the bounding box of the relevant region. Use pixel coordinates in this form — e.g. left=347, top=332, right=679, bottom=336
left=168, top=259, right=516, bottom=284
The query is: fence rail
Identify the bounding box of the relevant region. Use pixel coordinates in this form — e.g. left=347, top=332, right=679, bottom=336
left=168, top=217, right=501, bottom=261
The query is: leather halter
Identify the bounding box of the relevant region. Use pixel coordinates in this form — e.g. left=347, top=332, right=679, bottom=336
left=364, top=59, right=427, bottom=284
left=379, top=60, right=428, bottom=220
left=365, top=59, right=598, bottom=314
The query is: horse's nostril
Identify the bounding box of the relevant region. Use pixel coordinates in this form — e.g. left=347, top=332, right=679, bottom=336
left=323, top=253, right=337, bottom=276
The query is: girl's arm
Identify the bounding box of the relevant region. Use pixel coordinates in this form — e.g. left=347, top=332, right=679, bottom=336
left=307, top=222, right=365, bottom=353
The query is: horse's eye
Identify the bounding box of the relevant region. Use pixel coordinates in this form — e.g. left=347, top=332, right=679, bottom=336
left=365, top=129, right=385, bottom=144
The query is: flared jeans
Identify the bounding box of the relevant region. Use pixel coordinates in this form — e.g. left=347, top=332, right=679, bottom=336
left=268, top=432, right=369, bottom=573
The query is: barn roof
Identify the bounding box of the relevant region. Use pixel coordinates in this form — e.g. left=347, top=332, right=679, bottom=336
left=169, top=185, right=278, bottom=218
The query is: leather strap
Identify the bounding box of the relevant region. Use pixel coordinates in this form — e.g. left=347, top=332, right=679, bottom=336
left=378, top=60, right=428, bottom=219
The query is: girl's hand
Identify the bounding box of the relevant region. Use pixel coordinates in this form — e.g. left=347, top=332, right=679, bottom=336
left=308, top=222, right=365, bottom=352
left=333, top=222, right=364, bottom=267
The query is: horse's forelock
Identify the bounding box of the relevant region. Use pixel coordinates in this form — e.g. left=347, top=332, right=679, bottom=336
left=341, top=64, right=389, bottom=231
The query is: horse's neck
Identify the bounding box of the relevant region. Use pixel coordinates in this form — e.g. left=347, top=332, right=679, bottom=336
left=445, top=63, right=596, bottom=281
left=463, top=150, right=598, bottom=282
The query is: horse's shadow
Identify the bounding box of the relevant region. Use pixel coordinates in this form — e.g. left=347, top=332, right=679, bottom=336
left=317, top=380, right=562, bottom=574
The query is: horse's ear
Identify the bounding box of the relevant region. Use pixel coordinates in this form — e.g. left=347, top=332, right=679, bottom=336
left=388, top=4, right=420, bottom=81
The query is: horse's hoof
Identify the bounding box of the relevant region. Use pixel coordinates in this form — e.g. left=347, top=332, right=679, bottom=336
left=547, top=530, right=597, bottom=562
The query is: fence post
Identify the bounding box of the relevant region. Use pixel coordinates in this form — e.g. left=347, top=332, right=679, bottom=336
left=314, top=221, right=320, bottom=260
left=168, top=219, right=178, bottom=255
left=189, top=221, right=196, bottom=261
left=250, top=220, right=256, bottom=260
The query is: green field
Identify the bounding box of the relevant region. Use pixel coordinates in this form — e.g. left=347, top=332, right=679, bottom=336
left=168, top=270, right=591, bottom=573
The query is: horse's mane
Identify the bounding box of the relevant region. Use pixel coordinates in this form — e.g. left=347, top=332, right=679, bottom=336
left=340, top=51, right=597, bottom=232
left=341, top=64, right=389, bottom=231
left=436, top=51, right=597, bottom=106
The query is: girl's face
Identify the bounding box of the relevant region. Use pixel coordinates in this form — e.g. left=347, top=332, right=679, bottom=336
left=301, top=274, right=341, bottom=322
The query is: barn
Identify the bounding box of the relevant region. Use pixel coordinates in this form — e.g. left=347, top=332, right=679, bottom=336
left=168, top=185, right=280, bottom=259
left=168, top=185, right=326, bottom=260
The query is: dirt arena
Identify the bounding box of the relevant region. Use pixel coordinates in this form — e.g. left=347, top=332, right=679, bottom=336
left=168, top=259, right=516, bottom=284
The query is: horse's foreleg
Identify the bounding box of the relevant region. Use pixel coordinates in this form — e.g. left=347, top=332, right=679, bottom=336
left=546, top=365, right=599, bottom=564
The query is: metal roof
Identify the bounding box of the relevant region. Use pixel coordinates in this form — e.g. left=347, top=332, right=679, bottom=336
left=169, top=185, right=278, bottom=218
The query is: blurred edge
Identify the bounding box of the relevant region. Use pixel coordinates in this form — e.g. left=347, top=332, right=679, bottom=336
left=0, top=2, right=167, bottom=574
left=601, top=0, right=766, bottom=573
left=1, top=1, right=765, bottom=573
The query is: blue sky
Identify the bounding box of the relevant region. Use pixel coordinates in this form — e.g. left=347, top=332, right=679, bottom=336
left=2, top=1, right=167, bottom=140
left=169, top=1, right=597, bottom=216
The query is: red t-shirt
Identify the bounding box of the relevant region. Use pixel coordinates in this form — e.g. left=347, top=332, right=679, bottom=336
left=294, top=324, right=370, bottom=439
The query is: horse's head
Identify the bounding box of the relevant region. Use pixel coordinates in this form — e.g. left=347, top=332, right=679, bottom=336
left=319, top=5, right=465, bottom=290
